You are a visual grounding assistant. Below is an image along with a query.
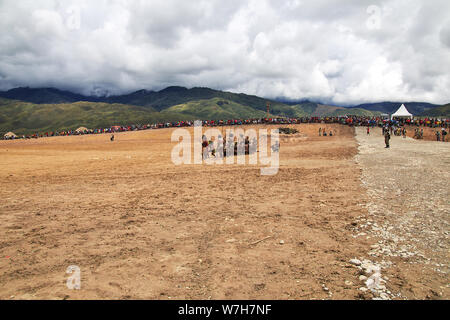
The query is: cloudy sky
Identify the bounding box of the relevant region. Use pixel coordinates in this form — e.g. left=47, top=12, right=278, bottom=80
left=0, top=0, right=449, bottom=105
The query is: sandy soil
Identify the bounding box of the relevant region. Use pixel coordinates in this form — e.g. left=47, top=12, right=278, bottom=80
left=0, top=124, right=447, bottom=300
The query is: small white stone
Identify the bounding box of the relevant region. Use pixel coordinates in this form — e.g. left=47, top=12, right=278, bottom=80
left=379, top=293, right=389, bottom=300
left=349, top=259, right=362, bottom=266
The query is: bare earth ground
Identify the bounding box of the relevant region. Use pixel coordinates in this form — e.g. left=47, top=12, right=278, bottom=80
left=0, top=124, right=447, bottom=300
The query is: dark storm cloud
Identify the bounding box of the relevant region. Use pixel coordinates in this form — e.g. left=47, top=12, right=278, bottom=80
left=0, top=0, right=449, bottom=104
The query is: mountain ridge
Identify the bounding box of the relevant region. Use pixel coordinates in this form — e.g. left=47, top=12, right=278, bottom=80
left=0, top=86, right=446, bottom=115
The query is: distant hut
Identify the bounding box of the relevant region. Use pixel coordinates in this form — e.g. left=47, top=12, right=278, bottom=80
left=75, top=127, right=89, bottom=134
left=4, top=132, right=17, bottom=139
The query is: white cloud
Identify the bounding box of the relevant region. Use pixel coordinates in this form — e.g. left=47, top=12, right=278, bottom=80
left=0, top=0, right=449, bottom=105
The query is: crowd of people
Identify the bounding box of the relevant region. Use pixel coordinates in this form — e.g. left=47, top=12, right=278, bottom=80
left=2, top=115, right=449, bottom=140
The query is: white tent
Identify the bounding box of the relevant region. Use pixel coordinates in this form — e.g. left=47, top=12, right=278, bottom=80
left=391, top=104, right=413, bottom=120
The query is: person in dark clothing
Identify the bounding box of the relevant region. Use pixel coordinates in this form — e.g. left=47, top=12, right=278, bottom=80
left=384, top=131, right=391, bottom=148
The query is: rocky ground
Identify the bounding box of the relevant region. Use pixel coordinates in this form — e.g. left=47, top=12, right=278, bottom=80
left=352, top=127, right=449, bottom=300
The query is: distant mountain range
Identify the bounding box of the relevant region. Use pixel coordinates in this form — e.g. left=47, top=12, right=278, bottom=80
left=0, top=86, right=448, bottom=135
left=348, top=102, right=440, bottom=116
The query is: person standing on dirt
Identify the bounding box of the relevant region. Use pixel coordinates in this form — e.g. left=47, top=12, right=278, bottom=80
left=110, top=134, right=115, bottom=142
left=384, top=130, right=391, bottom=148
left=402, top=127, right=407, bottom=139
left=367, top=126, right=370, bottom=135
left=436, top=130, right=441, bottom=142
left=442, top=128, right=448, bottom=142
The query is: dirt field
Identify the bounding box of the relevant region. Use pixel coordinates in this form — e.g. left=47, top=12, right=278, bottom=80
left=0, top=124, right=448, bottom=300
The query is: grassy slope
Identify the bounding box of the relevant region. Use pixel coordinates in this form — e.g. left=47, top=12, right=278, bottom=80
left=162, top=98, right=268, bottom=120
left=421, top=104, right=450, bottom=117
left=0, top=98, right=185, bottom=135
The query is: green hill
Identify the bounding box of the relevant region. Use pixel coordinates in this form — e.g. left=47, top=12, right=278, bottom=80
left=0, top=98, right=185, bottom=135
left=420, top=104, right=450, bottom=117
left=162, top=98, right=268, bottom=120
left=105, top=86, right=293, bottom=114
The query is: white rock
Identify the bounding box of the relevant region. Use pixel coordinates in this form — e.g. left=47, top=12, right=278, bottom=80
left=366, top=273, right=382, bottom=290
left=379, top=293, right=390, bottom=300
left=349, top=259, right=362, bottom=266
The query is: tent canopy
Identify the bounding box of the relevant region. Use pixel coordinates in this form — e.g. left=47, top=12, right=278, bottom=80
left=391, top=104, right=413, bottom=120
left=4, top=131, right=17, bottom=138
